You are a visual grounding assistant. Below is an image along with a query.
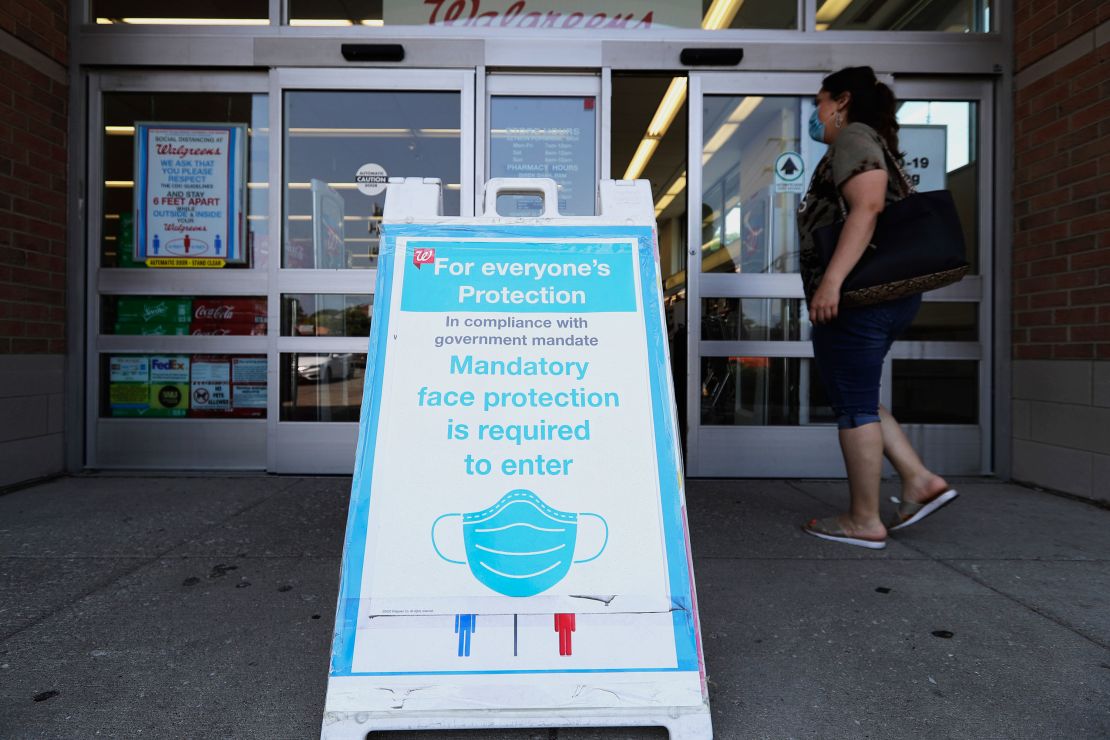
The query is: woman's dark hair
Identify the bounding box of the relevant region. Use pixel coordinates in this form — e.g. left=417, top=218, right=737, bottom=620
left=822, top=66, right=900, bottom=154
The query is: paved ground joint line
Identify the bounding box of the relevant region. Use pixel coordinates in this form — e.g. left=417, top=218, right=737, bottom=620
left=784, top=479, right=1110, bottom=651
left=901, top=540, right=1110, bottom=652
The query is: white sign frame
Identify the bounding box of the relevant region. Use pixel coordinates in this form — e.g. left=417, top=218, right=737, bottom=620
left=323, top=178, right=711, bottom=739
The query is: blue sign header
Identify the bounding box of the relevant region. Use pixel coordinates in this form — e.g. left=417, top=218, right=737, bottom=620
left=399, top=240, right=636, bottom=313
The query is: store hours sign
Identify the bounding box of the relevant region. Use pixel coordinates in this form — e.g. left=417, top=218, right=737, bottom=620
left=133, top=123, right=248, bottom=267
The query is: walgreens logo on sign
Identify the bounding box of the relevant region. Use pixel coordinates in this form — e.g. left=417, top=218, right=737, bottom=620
left=387, top=1, right=698, bottom=29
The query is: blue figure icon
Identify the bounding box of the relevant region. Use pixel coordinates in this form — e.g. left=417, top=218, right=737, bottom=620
left=152, top=234, right=160, bottom=255
left=432, top=490, right=608, bottom=598
left=454, top=613, right=477, bottom=657
left=214, top=234, right=222, bottom=255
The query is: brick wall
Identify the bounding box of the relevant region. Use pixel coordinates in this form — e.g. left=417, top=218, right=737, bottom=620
left=0, top=3, right=68, bottom=355
left=1011, top=1, right=1109, bottom=500
left=0, top=1, right=68, bottom=488
left=1012, top=1, right=1109, bottom=360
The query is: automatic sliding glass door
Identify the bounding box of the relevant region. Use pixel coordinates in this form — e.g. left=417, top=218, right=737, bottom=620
left=686, top=73, right=992, bottom=477
left=270, top=69, right=475, bottom=473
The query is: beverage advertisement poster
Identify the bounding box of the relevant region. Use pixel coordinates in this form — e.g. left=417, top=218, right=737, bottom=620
left=133, top=122, right=248, bottom=267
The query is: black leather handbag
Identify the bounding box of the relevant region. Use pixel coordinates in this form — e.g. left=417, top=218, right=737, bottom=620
left=813, top=143, right=970, bottom=307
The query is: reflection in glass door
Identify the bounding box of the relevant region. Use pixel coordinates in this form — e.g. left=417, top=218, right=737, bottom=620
left=271, top=69, right=474, bottom=473
left=686, top=74, right=992, bottom=477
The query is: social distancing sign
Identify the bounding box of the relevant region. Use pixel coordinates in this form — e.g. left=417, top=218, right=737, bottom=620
left=324, top=178, right=711, bottom=738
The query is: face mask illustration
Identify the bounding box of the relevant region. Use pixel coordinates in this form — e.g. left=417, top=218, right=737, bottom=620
left=431, top=489, right=608, bottom=598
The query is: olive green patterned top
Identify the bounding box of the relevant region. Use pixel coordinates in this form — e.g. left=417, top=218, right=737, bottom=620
left=796, top=122, right=910, bottom=302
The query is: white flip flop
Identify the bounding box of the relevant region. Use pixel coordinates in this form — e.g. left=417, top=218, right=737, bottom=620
left=888, top=488, right=959, bottom=532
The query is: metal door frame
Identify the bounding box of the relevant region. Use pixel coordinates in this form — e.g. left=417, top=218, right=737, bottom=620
left=86, top=70, right=271, bottom=470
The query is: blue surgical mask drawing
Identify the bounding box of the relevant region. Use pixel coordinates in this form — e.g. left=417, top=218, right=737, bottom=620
left=431, top=490, right=608, bottom=598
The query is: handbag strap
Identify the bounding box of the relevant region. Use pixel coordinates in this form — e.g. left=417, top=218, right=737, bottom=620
left=833, top=130, right=917, bottom=219
left=877, top=136, right=918, bottom=196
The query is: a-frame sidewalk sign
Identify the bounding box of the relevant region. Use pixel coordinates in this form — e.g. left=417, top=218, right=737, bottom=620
left=322, top=177, right=712, bottom=738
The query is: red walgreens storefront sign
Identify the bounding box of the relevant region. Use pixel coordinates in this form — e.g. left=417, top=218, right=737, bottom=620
left=388, top=1, right=698, bottom=29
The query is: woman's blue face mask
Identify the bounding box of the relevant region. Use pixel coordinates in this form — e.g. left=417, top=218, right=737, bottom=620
left=808, top=107, right=826, bottom=143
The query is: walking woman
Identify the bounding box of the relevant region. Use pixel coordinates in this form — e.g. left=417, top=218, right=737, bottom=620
left=798, top=66, right=957, bottom=549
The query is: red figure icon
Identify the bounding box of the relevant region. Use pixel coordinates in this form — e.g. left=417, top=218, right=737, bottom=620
left=183, top=234, right=191, bottom=254
left=554, top=613, right=575, bottom=656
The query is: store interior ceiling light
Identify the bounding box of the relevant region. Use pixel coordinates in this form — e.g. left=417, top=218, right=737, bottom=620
left=99, top=18, right=270, bottom=25
left=288, top=127, right=411, bottom=137
left=108, top=126, right=448, bottom=138
left=654, top=172, right=688, bottom=216
left=97, top=16, right=384, bottom=26
left=646, top=78, right=688, bottom=138
left=702, top=0, right=745, bottom=30
left=623, top=0, right=743, bottom=184
left=815, top=0, right=853, bottom=24
left=289, top=19, right=354, bottom=26
left=622, top=138, right=660, bottom=181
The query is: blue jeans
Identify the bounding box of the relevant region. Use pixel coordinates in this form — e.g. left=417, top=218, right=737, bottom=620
left=811, top=294, right=921, bottom=429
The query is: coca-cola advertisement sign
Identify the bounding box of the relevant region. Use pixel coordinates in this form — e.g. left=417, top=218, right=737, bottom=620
left=190, top=324, right=267, bottom=336
left=190, top=298, right=267, bottom=335
left=385, top=0, right=698, bottom=29
left=191, top=298, right=267, bottom=323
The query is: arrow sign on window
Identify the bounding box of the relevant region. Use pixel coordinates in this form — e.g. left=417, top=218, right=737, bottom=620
left=774, top=151, right=805, bottom=193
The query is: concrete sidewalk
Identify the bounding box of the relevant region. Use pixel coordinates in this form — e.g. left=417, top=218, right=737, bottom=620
left=1, top=475, right=1107, bottom=739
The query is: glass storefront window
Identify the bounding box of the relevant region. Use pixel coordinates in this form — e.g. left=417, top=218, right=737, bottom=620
left=816, top=0, right=990, bottom=32
left=705, top=0, right=796, bottom=29
left=281, top=294, right=372, bottom=337
left=283, top=91, right=460, bottom=269
left=102, top=296, right=268, bottom=335
left=701, top=96, right=814, bottom=275
left=489, top=96, right=597, bottom=217
left=103, top=354, right=267, bottom=418
left=101, top=93, right=269, bottom=269
left=701, top=357, right=834, bottom=426
left=892, top=360, right=978, bottom=424
left=701, top=298, right=811, bottom=341
left=280, top=353, right=367, bottom=421
left=93, top=1, right=268, bottom=25
left=896, top=100, right=979, bottom=274
left=289, top=0, right=381, bottom=26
